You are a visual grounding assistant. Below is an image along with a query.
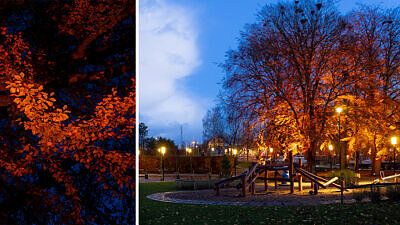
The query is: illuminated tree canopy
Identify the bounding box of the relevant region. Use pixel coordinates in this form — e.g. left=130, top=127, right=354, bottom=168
left=0, top=0, right=134, bottom=224
left=221, top=1, right=400, bottom=173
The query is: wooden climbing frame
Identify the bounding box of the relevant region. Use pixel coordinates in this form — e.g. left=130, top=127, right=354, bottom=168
left=214, top=151, right=344, bottom=197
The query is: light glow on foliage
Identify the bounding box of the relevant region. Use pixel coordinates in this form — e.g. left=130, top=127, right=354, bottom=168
left=0, top=28, right=135, bottom=223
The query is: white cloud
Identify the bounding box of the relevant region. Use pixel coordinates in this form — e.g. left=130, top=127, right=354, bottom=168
left=139, top=0, right=203, bottom=140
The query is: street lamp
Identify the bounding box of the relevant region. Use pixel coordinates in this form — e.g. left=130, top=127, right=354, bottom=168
left=269, top=147, right=273, bottom=163
left=161, top=146, right=166, bottom=181
left=336, top=107, right=343, bottom=171
left=328, top=144, right=334, bottom=170
left=233, top=149, right=237, bottom=176
left=186, top=147, right=193, bottom=174
left=392, top=137, right=397, bottom=174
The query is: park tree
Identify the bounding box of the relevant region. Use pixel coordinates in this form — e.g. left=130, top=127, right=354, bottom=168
left=223, top=103, right=247, bottom=148
left=0, top=0, right=134, bottom=223
left=333, top=6, right=400, bottom=174
left=139, top=122, right=149, bottom=151
left=145, top=137, right=178, bottom=155
left=202, top=106, right=227, bottom=143
left=222, top=0, right=355, bottom=172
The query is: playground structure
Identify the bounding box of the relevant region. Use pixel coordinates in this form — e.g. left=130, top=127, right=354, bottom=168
left=215, top=151, right=345, bottom=197
left=373, top=171, right=400, bottom=184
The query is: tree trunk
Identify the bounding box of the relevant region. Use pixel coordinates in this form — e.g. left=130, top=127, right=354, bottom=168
left=371, top=134, right=378, bottom=176
left=354, top=151, right=360, bottom=172
left=307, top=140, right=317, bottom=174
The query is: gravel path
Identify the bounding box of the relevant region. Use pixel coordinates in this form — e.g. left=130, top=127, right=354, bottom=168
left=148, top=182, right=357, bottom=206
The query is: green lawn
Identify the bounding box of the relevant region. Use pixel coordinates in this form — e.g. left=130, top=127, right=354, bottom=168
left=140, top=182, right=400, bottom=225
left=237, top=161, right=253, bottom=168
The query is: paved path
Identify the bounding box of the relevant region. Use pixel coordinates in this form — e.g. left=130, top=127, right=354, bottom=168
left=147, top=191, right=292, bottom=206
left=146, top=190, right=355, bottom=206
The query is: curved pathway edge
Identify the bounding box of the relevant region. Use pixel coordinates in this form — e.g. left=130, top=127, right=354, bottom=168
left=146, top=191, right=346, bottom=206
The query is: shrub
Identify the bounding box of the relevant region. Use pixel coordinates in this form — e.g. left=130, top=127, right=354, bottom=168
left=175, top=179, right=219, bottom=190
left=220, top=155, right=232, bottom=178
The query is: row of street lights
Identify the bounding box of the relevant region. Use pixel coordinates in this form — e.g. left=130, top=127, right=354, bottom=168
left=156, top=146, right=195, bottom=181
left=145, top=122, right=398, bottom=181
left=156, top=146, right=238, bottom=179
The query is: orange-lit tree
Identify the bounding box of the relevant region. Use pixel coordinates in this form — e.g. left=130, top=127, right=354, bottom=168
left=0, top=0, right=134, bottom=223
left=222, top=1, right=400, bottom=174
left=222, top=1, right=356, bottom=172
left=331, top=6, right=400, bottom=174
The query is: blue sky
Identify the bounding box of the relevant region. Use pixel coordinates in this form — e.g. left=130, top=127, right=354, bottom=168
left=139, top=0, right=399, bottom=145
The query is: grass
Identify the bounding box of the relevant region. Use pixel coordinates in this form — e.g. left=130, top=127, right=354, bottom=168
left=175, top=179, right=219, bottom=190
left=140, top=181, right=400, bottom=225
left=237, top=161, right=253, bottom=168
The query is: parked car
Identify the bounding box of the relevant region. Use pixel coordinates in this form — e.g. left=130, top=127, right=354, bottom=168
left=294, top=156, right=307, bottom=164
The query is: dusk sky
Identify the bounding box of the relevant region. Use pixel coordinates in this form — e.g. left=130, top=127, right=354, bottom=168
left=139, top=0, right=399, bottom=144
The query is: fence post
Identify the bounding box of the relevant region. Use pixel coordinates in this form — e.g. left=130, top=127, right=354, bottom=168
left=298, top=158, right=302, bottom=191
left=341, top=180, right=344, bottom=204
left=370, top=184, right=373, bottom=201
left=289, top=150, right=294, bottom=193
left=265, top=165, right=268, bottom=191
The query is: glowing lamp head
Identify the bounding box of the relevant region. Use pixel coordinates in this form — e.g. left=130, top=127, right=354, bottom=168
left=328, top=144, right=333, bottom=151
left=211, top=147, right=214, bottom=151
left=336, top=107, right=343, bottom=113
left=269, top=148, right=273, bottom=153
left=161, top=147, right=166, bottom=155
left=233, top=149, right=237, bottom=155
left=157, top=148, right=160, bottom=152
left=392, top=137, right=397, bottom=145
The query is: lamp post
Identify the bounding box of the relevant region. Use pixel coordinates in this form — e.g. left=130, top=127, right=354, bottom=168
left=186, top=147, right=193, bottom=174
left=336, top=107, right=343, bottom=171
left=392, top=137, right=397, bottom=174
left=161, top=146, right=166, bottom=181
left=233, top=149, right=238, bottom=176
left=269, top=147, right=273, bottom=163
left=141, top=150, right=149, bottom=179
left=329, top=144, right=333, bottom=170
